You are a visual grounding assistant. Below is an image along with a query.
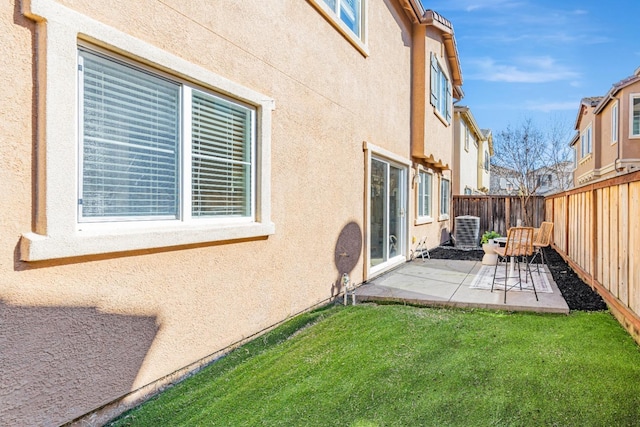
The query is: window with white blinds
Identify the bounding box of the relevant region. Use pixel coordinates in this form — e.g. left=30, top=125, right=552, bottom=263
left=80, top=49, right=180, bottom=220
left=192, top=91, right=252, bottom=217
left=440, top=178, right=450, bottom=216
left=78, top=48, right=254, bottom=223
left=418, top=171, right=432, bottom=218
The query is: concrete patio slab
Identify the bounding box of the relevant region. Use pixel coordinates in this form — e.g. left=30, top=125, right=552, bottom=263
left=355, top=259, right=570, bottom=314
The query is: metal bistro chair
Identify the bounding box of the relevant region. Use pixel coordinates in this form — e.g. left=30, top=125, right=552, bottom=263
left=491, top=227, right=537, bottom=303
left=530, top=222, right=554, bottom=274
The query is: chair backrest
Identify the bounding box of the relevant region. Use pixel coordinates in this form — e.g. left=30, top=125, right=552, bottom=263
left=534, top=222, right=554, bottom=247
left=504, top=227, right=534, bottom=257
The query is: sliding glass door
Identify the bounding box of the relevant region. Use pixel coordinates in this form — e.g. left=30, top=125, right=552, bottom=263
left=370, top=157, right=406, bottom=272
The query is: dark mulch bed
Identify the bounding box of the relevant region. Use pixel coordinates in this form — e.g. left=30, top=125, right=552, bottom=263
left=428, top=245, right=607, bottom=311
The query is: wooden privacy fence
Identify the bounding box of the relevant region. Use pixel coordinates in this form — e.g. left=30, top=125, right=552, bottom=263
left=546, top=170, right=640, bottom=344
left=452, top=195, right=546, bottom=237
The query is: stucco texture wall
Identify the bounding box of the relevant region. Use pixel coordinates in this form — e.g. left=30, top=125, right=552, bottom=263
left=574, top=109, right=596, bottom=182
left=458, top=134, right=479, bottom=193
left=422, top=27, right=453, bottom=169
left=1, top=0, right=412, bottom=425
left=621, top=82, right=640, bottom=159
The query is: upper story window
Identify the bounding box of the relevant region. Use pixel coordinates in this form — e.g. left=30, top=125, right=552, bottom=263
left=310, top=0, right=367, bottom=55
left=631, top=94, right=640, bottom=138
left=79, top=48, right=254, bottom=223
left=418, top=171, right=432, bottom=218
left=463, top=122, right=469, bottom=151
left=611, top=101, right=619, bottom=144
left=580, top=124, right=592, bottom=158
left=322, top=0, right=362, bottom=38
left=430, top=53, right=452, bottom=124
left=484, top=150, right=490, bottom=172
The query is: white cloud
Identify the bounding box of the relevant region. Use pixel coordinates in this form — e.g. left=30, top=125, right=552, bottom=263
left=525, top=101, right=577, bottom=113
left=466, top=56, right=580, bottom=83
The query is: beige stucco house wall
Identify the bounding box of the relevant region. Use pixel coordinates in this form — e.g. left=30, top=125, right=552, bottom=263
left=572, top=69, right=640, bottom=186
left=408, top=10, right=463, bottom=248
left=452, top=106, right=491, bottom=195
left=593, top=71, right=640, bottom=177
left=1, top=0, right=465, bottom=425
left=572, top=97, right=601, bottom=185
left=479, top=129, right=493, bottom=191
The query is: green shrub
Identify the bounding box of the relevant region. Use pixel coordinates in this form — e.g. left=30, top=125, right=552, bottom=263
left=481, top=230, right=501, bottom=244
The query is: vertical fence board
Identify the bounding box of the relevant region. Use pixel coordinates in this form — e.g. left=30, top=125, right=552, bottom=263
left=630, top=182, right=640, bottom=314
left=555, top=197, right=566, bottom=252
left=587, top=191, right=593, bottom=275
left=619, top=184, right=629, bottom=306
left=452, top=196, right=545, bottom=238
left=547, top=171, right=640, bottom=346
left=596, top=189, right=603, bottom=285
left=602, top=188, right=610, bottom=290
left=569, top=195, right=582, bottom=264
left=610, top=187, right=619, bottom=298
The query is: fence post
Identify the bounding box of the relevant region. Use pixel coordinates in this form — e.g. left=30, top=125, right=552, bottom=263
left=591, top=186, right=598, bottom=287
left=565, top=193, right=570, bottom=256
left=505, top=198, right=510, bottom=231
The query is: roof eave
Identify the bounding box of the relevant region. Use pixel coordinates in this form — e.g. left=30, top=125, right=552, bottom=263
left=569, top=132, right=579, bottom=147
left=396, top=0, right=424, bottom=24
left=594, top=75, right=640, bottom=115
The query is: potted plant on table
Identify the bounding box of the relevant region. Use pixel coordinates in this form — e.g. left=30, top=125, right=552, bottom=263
left=481, top=231, right=501, bottom=245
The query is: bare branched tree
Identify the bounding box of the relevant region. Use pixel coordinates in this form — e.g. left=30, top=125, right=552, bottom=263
left=545, top=115, right=574, bottom=192
left=491, top=117, right=572, bottom=225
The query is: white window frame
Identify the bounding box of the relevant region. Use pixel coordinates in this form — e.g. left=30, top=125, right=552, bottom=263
left=463, top=122, right=469, bottom=151
left=581, top=124, right=592, bottom=158
left=78, top=47, right=257, bottom=224
left=309, top=0, right=368, bottom=56
left=439, top=177, right=450, bottom=220
left=630, top=94, right=640, bottom=139
left=363, top=141, right=410, bottom=279
left=416, top=169, right=433, bottom=224
left=430, top=53, right=452, bottom=125
left=20, top=0, right=275, bottom=261
left=611, top=101, right=619, bottom=144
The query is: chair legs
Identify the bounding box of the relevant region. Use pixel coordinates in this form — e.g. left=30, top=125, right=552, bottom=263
left=490, top=254, right=539, bottom=303
left=527, top=254, right=538, bottom=301
left=530, top=247, right=547, bottom=275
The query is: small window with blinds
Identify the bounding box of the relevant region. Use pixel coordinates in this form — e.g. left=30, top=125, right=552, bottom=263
left=78, top=48, right=255, bottom=223
left=418, top=171, right=432, bottom=218
left=192, top=91, right=253, bottom=218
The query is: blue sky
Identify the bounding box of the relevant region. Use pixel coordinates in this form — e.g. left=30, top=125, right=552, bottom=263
left=422, top=0, right=640, bottom=137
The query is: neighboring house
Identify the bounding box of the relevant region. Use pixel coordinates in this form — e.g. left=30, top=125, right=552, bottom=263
left=534, top=161, right=574, bottom=195
left=490, top=165, right=520, bottom=195
left=1, top=1, right=463, bottom=425
left=490, top=163, right=572, bottom=196
left=480, top=129, right=494, bottom=191
left=571, top=67, right=640, bottom=186
left=452, top=105, right=493, bottom=195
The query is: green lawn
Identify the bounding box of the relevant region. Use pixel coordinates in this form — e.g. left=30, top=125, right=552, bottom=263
left=110, top=304, right=640, bottom=426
